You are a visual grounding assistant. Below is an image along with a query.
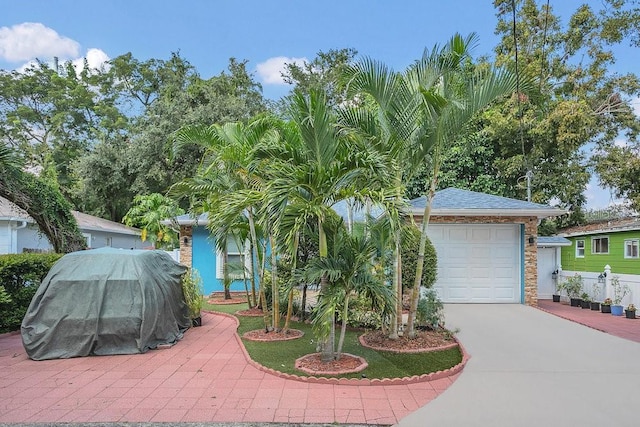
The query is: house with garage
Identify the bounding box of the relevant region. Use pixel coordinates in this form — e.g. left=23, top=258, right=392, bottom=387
left=0, top=196, right=144, bottom=254
left=174, top=188, right=563, bottom=305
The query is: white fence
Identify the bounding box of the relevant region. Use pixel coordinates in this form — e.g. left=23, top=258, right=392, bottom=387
left=164, top=249, right=180, bottom=263
left=558, top=266, right=639, bottom=308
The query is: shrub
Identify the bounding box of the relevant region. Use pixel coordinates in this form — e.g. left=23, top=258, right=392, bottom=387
left=344, top=293, right=384, bottom=329
left=0, top=253, right=62, bottom=333
left=416, top=288, right=444, bottom=330
left=182, top=268, right=204, bottom=319
left=401, top=225, right=437, bottom=290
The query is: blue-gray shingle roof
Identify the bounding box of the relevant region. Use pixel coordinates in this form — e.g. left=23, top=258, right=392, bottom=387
left=409, top=188, right=564, bottom=217
left=537, top=236, right=572, bottom=247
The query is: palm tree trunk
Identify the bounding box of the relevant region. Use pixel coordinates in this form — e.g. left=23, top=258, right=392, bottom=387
left=408, top=146, right=441, bottom=338
left=336, top=293, right=350, bottom=360
left=283, top=233, right=299, bottom=332
left=248, top=208, right=259, bottom=307
left=389, top=234, right=400, bottom=340
left=318, top=216, right=334, bottom=362
left=389, top=182, right=403, bottom=339
left=270, top=233, right=280, bottom=331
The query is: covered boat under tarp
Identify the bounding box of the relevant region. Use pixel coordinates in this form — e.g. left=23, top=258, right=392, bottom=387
left=21, top=248, right=191, bottom=360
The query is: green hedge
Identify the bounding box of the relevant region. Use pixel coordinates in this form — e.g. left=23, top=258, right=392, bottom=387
left=0, top=253, right=62, bottom=333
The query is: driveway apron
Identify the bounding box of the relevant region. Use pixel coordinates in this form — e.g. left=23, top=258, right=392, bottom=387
left=396, top=304, right=640, bottom=427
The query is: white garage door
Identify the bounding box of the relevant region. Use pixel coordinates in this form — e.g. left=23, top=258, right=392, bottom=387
left=427, top=224, right=521, bottom=303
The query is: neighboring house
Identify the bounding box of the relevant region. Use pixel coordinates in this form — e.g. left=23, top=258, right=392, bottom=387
left=174, top=188, right=563, bottom=305
left=0, top=196, right=144, bottom=254
left=555, top=217, right=640, bottom=309
left=559, top=217, right=640, bottom=274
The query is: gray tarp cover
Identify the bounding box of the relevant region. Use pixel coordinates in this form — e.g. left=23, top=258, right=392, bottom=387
left=21, top=248, right=191, bottom=360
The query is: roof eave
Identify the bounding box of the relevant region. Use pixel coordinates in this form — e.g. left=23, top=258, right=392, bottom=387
left=562, top=225, right=640, bottom=238
left=410, top=208, right=566, bottom=218
left=80, top=226, right=141, bottom=236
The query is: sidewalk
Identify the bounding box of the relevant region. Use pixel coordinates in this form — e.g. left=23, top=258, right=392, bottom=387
left=537, top=299, right=640, bottom=343
left=0, top=311, right=457, bottom=425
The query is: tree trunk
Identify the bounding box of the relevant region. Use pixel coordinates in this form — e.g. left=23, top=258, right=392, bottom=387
left=301, top=284, right=308, bottom=322
left=336, top=294, right=350, bottom=359
left=0, top=170, right=86, bottom=253
left=389, top=234, right=400, bottom=340
left=270, top=234, right=280, bottom=331
left=283, top=233, right=299, bottom=332
left=318, top=216, right=334, bottom=362
left=408, top=147, right=441, bottom=338
left=247, top=208, right=259, bottom=307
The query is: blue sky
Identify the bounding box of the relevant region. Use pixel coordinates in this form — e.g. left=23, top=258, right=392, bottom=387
left=1, top=0, right=637, bottom=208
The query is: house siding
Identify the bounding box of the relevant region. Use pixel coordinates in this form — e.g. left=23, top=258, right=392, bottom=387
left=180, top=225, right=248, bottom=295
left=562, top=230, right=640, bottom=274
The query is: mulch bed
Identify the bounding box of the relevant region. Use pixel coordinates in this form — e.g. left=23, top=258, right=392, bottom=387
left=235, top=307, right=266, bottom=317
left=242, top=328, right=304, bottom=342
left=360, top=329, right=456, bottom=353
left=207, top=297, right=247, bottom=305
left=295, top=353, right=368, bottom=375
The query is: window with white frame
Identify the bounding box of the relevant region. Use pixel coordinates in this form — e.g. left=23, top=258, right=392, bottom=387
left=624, top=239, right=639, bottom=259
left=575, top=239, right=585, bottom=258
left=216, top=239, right=250, bottom=280
left=591, top=236, right=609, bottom=254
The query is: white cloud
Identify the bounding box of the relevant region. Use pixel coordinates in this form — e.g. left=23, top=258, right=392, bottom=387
left=256, top=56, right=307, bottom=85
left=72, top=48, right=110, bottom=73
left=0, top=22, right=79, bottom=62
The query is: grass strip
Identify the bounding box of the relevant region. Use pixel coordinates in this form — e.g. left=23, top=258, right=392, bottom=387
left=203, top=300, right=462, bottom=379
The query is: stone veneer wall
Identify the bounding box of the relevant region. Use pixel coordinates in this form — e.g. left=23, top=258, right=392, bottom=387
left=179, top=225, right=193, bottom=268
left=415, top=215, right=539, bottom=307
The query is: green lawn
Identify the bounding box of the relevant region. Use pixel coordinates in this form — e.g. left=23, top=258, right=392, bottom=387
left=203, top=300, right=462, bottom=379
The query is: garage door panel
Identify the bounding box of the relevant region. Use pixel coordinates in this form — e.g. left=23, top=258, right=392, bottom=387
left=448, top=228, right=468, bottom=241
left=427, top=224, right=520, bottom=303
left=471, top=228, right=491, bottom=241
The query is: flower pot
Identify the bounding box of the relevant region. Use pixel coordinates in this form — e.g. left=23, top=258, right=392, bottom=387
left=625, top=310, right=636, bottom=319
left=570, top=298, right=582, bottom=307
left=580, top=300, right=591, bottom=309
left=601, top=305, right=611, bottom=314
left=552, top=294, right=560, bottom=303
left=611, top=305, right=624, bottom=316
left=590, top=302, right=600, bottom=311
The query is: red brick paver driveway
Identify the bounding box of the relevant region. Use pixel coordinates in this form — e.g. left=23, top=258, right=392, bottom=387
left=0, top=312, right=457, bottom=425
left=538, top=299, right=640, bottom=343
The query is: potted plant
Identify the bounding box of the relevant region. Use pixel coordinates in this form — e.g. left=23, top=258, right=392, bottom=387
left=552, top=279, right=563, bottom=303
left=601, top=298, right=612, bottom=314
left=625, top=303, right=636, bottom=319
left=579, top=292, right=591, bottom=309
left=610, top=276, right=630, bottom=316
left=564, top=274, right=583, bottom=307
left=182, top=268, right=204, bottom=326
left=590, top=283, right=601, bottom=311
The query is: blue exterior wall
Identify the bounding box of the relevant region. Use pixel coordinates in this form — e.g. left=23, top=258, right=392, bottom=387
left=191, top=225, right=246, bottom=295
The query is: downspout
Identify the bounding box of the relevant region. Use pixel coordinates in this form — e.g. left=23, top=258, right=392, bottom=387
left=9, top=219, right=28, bottom=254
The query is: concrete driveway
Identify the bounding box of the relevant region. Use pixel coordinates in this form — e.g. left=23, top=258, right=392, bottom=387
left=396, top=304, right=640, bottom=427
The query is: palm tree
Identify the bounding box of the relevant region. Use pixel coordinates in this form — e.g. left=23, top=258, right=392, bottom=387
left=339, top=58, right=426, bottom=339
left=405, top=33, right=520, bottom=337
left=262, top=89, right=376, bottom=361
left=305, top=218, right=393, bottom=359
left=172, top=118, right=276, bottom=307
